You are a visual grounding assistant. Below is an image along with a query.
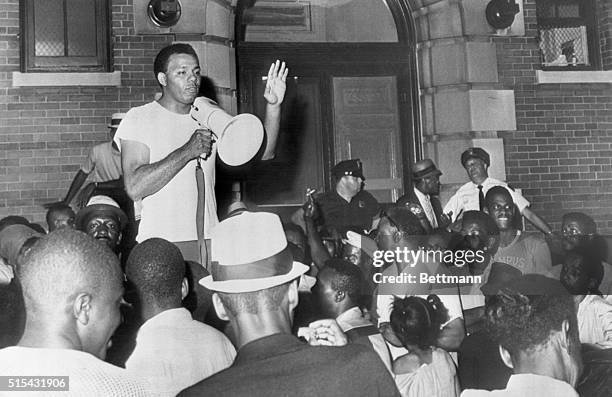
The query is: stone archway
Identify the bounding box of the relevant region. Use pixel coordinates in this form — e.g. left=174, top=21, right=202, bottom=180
left=207, top=0, right=519, bottom=202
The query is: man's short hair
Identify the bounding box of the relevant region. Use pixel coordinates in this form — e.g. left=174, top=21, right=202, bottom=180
left=564, top=251, right=603, bottom=291
left=484, top=186, right=514, bottom=208
left=153, top=43, right=199, bottom=79
left=322, top=258, right=364, bottom=303
left=125, top=238, right=185, bottom=306
left=562, top=212, right=597, bottom=235
left=384, top=206, right=425, bottom=236
left=0, top=216, right=31, bottom=234
left=462, top=210, right=500, bottom=236
left=45, top=203, right=74, bottom=226
left=17, top=229, right=121, bottom=312
left=485, top=294, right=577, bottom=361
left=216, top=282, right=290, bottom=317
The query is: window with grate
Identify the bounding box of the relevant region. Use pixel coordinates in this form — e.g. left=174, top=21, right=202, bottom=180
left=20, top=0, right=110, bottom=72
left=536, top=0, right=600, bottom=69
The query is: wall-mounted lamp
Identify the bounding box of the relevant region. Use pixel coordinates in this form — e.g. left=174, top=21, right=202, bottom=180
left=485, top=0, right=519, bottom=30
left=148, top=0, right=182, bottom=28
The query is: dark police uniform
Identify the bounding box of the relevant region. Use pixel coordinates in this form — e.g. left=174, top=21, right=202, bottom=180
left=315, top=190, right=380, bottom=232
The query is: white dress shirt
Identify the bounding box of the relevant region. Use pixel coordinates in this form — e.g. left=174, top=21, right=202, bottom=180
left=444, top=177, right=530, bottom=222
left=336, top=306, right=393, bottom=374
left=461, top=373, right=578, bottom=397
left=577, top=294, right=612, bottom=346
left=125, top=307, right=236, bottom=397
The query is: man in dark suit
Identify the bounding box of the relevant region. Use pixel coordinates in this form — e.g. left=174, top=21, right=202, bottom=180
left=180, top=211, right=399, bottom=397
left=397, top=159, right=449, bottom=233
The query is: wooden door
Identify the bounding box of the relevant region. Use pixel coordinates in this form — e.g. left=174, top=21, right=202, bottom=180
left=243, top=73, right=326, bottom=206
left=332, top=76, right=403, bottom=202
left=237, top=44, right=417, bottom=210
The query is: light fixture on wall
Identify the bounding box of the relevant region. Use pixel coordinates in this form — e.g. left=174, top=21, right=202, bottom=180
left=148, top=0, right=182, bottom=28
left=485, top=0, right=519, bottom=30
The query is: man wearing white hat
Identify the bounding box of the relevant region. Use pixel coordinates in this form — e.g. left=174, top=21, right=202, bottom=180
left=76, top=195, right=128, bottom=254
left=179, top=211, right=400, bottom=397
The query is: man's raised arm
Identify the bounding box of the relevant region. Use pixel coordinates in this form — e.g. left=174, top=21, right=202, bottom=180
left=261, top=60, right=288, bottom=160
left=121, top=130, right=212, bottom=201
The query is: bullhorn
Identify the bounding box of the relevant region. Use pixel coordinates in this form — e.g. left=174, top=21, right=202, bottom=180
left=190, top=96, right=264, bottom=166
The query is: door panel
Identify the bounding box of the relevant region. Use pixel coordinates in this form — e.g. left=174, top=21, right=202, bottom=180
left=332, top=76, right=403, bottom=202
left=245, top=75, right=325, bottom=205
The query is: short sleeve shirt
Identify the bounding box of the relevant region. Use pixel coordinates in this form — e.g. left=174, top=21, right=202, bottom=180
left=492, top=231, right=553, bottom=276
left=81, top=142, right=122, bottom=182
left=114, top=101, right=218, bottom=242
left=315, top=190, right=380, bottom=232
left=443, top=177, right=530, bottom=222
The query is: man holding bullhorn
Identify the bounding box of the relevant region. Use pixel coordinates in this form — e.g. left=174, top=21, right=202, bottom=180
left=115, top=43, right=287, bottom=264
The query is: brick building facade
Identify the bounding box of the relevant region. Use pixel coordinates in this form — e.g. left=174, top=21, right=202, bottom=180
left=1, top=0, right=612, bottom=234
left=497, top=0, right=612, bottom=232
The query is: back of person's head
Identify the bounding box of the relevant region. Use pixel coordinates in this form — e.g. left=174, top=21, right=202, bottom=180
left=17, top=229, right=122, bottom=357
left=284, top=223, right=306, bottom=248
left=461, top=210, right=500, bottom=236
left=0, top=216, right=30, bottom=234
left=153, top=43, right=198, bottom=79
left=45, top=203, right=75, bottom=232
left=125, top=238, right=186, bottom=308
left=390, top=295, right=448, bottom=350
left=16, top=236, right=40, bottom=268
left=485, top=293, right=580, bottom=381
left=320, top=258, right=365, bottom=305
left=385, top=206, right=426, bottom=237
left=561, top=251, right=603, bottom=294
left=216, top=282, right=291, bottom=318
left=284, top=223, right=309, bottom=264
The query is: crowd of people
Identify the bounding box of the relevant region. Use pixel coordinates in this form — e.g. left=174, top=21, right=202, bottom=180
left=0, top=43, right=611, bottom=397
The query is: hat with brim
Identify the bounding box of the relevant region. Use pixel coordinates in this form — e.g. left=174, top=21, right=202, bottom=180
left=108, top=113, right=125, bottom=129
left=412, top=159, right=442, bottom=180
left=199, top=211, right=309, bottom=293
left=461, top=147, right=490, bottom=167
left=75, top=195, right=128, bottom=231
left=331, top=159, right=365, bottom=181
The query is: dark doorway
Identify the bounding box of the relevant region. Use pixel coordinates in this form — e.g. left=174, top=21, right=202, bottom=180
left=234, top=0, right=420, bottom=215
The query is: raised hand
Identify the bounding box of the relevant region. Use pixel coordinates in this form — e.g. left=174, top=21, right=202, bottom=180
left=303, top=188, right=318, bottom=220
left=263, top=60, right=288, bottom=106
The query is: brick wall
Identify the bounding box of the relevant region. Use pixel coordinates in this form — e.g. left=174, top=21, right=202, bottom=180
left=0, top=0, right=172, bottom=226
left=495, top=0, right=612, bottom=233
left=599, top=0, right=612, bottom=70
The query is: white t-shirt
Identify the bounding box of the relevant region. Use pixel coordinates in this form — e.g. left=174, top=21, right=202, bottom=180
left=115, top=101, right=218, bottom=242
left=0, top=346, right=149, bottom=396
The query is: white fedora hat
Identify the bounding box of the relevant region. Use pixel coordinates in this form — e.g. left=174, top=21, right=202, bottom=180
left=199, top=211, right=309, bottom=293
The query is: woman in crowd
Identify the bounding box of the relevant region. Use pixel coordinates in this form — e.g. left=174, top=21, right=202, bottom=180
left=390, top=295, right=460, bottom=397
